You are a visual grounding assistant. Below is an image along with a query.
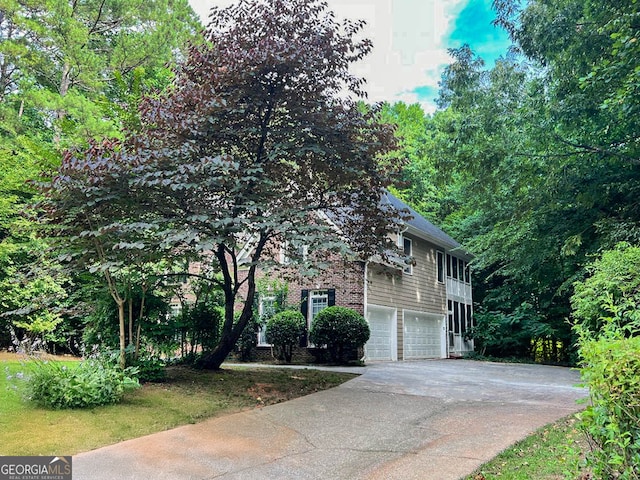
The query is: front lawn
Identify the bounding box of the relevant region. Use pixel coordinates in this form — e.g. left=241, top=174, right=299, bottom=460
left=0, top=353, right=355, bottom=456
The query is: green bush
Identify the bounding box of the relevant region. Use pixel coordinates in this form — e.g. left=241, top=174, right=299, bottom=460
left=577, top=323, right=640, bottom=479
left=128, top=352, right=166, bottom=383
left=27, top=357, right=139, bottom=409
left=309, top=306, right=369, bottom=364
left=236, top=314, right=259, bottom=362
left=572, top=245, right=640, bottom=479
left=572, top=243, right=640, bottom=333
left=266, top=310, right=305, bottom=363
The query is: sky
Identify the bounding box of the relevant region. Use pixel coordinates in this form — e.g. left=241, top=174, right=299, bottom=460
left=187, top=0, right=511, bottom=113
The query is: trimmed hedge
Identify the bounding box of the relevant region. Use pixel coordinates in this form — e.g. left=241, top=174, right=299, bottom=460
left=266, top=310, right=305, bottom=363
left=309, top=306, right=369, bottom=364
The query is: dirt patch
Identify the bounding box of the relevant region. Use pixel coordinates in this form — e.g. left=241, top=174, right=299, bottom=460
left=0, top=351, right=80, bottom=362
left=247, top=382, right=290, bottom=405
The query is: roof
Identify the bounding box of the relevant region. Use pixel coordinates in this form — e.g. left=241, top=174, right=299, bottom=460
left=382, top=191, right=471, bottom=258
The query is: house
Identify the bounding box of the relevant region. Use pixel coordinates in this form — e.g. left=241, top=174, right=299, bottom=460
left=254, top=192, right=474, bottom=361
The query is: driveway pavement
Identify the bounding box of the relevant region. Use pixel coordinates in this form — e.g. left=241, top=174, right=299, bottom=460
left=74, top=360, right=587, bottom=480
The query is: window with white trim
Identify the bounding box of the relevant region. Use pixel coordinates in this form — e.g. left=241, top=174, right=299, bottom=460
left=309, top=290, right=329, bottom=326
left=257, top=296, right=276, bottom=345
left=280, top=240, right=309, bottom=265
left=445, top=253, right=471, bottom=284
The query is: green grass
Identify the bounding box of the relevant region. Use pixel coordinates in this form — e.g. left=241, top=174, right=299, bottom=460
left=463, top=415, right=592, bottom=480
left=0, top=355, right=355, bottom=456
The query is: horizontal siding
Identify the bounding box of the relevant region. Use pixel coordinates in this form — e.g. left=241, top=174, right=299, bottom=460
left=367, top=236, right=447, bottom=360
left=367, top=236, right=447, bottom=314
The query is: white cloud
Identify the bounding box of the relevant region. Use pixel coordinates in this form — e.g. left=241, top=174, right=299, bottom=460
left=188, top=0, right=468, bottom=112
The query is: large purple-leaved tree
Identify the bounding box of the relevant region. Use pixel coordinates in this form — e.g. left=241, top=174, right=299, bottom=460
left=42, top=0, right=405, bottom=369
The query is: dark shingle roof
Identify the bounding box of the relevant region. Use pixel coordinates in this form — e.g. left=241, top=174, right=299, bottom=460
left=383, top=191, right=467, bottom=255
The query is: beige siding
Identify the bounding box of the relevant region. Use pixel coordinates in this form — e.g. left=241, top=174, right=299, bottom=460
left=367, top=235, right=447, bottom=360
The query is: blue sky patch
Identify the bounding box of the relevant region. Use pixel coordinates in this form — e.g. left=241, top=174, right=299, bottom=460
left=448, top=0, right=511, bottom=66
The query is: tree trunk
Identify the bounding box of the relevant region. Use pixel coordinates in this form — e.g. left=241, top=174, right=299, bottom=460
left=200, top=270, right=257, bottom=369
left=134, top=285, right=147, bottom=359
left=128, top=294, right=133, bottom=347
left=117, top=299, right=126, bottom=369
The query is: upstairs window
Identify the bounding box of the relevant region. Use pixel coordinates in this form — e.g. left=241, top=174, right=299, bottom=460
left=437, top=251, right=444, bottom=283
left=403, top=237, right=413, bottom=274
left=445, top=254, right=471, bottom=284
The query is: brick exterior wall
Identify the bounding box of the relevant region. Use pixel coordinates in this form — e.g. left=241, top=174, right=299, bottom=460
left=283, top=258, right=366, bottom=315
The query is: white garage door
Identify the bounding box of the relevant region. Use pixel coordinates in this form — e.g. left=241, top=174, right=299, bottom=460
left=403, top=311, right=444, bottom=360
left=365, top=305, right=397, bottom=361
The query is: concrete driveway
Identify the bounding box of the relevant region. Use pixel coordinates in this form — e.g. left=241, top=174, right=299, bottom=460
left=74, top=360, right=587, bottom=480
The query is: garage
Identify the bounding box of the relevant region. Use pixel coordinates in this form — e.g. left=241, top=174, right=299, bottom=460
left=365, top=305, right=397, bottom=361
left=403, top=311, right=445, bottom=360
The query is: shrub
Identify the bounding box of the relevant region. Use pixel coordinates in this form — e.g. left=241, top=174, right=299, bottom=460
left=266, top=310, right=305, bottom=363
left=572, top=243, right=640, bottom=333
left=236, top=314, right=259, bottom=362
left=128, top=352, right=166, bottom=383
left=309, top=306, right=369, bottom=364
left=27, top=357, right=139, bottom=409
left=577, top=324, right=640, bottom=479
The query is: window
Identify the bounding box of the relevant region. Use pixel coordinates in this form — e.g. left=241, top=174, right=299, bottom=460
left=403, top=237, right=413, bottom=274
left=169, top=301, right=182, bottom=318
left=466, top=304, right=473, bottom=330
left=460, top=303, right=467, bottom=335
left=453, top=301, right=460, bottom=333
left=309, top=290, right=329, bottom=324
left=257, top=296, right=276, bottom=345
left=445, top=254, right=471, bottom=284
left=437, top=251, right=444, bottom=283
left=300, top=289, right=335, bottom=347
left=452, top=255, right=458, bottom=280
left=280, top=241, right=308, bottom=265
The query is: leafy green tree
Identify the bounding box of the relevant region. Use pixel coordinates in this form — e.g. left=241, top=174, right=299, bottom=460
left=1, top=0, right=201, bottom=353
left=380, top=102, right=442, bottom=222
left=2, top=0, right=200, bottom=146
left=38, top=140, right=179, bottom=368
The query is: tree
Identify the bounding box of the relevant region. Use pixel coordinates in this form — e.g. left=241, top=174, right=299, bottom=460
left=380, top=102, right=442, bottom=222
left=39, top=140, right=177, bottom=368
left=122, top=0, right=403, bottom=369
left=3, top=0, right=200, bottom=355
left=571, top=243, right=640, bottom=333
left=422, top=1, right=640, bottom=362
left=1, top=0, right=200, bottom=146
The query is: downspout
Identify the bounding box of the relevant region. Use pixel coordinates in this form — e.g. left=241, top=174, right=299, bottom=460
left=362, top=261, right=368, bottom=362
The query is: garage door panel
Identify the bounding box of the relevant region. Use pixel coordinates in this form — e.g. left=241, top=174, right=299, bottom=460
left=365, top=305, right=396, bottom=361
left=403, top=312, right=443, bottom=359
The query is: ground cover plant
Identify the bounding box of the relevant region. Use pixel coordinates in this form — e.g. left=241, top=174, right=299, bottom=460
left=0, top=353, right=355, bottom=456
left=465, top=415, right=591, bottom=480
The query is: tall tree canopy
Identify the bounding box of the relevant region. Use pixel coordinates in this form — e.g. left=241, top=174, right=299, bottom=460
left=0, top=0, right=200, bottom=351
left=41, top=0, right=403, bottom=369
left=425, top=0, right=640, bottom=361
